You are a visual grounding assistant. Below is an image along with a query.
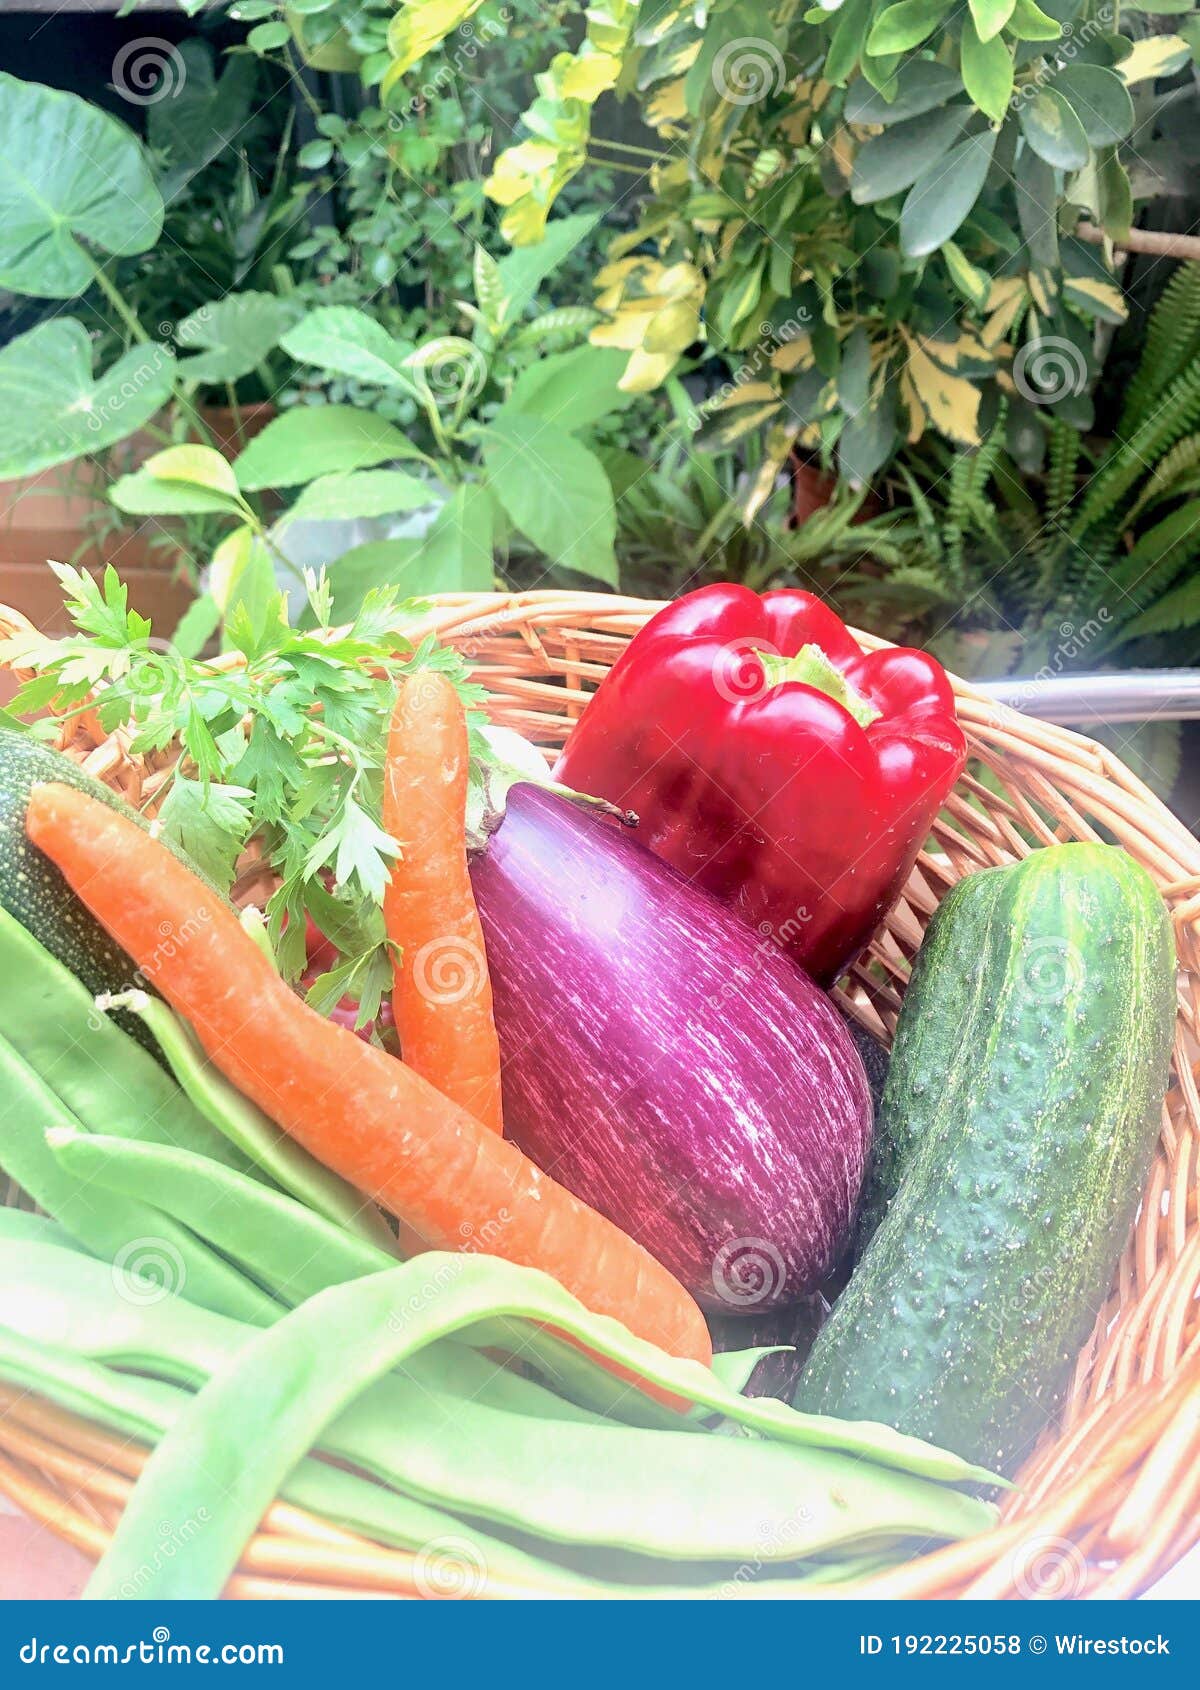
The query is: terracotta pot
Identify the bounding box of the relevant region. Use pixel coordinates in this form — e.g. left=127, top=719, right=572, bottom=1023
left=789, top=455, right=837, bottom=527
left=0, top=402, right=275, bottom=641
left=788, top=453, right=884, bottom=529
left=194, top=400, right=276, bottom=458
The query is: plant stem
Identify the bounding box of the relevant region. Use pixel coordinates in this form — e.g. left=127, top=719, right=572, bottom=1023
left=588, top=137, right=670, bottom=162
left=584, top=156, right=648, bottom=177
left=87, top=259, right=219, bottom=456
left=88, top=260, right=152, bottom=346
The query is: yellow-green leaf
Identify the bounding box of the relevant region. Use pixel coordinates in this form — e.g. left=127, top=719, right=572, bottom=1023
left=1065, top=275, right=1128, bottom=323
left=943, top=240, right=991, bottom=309
left=146, top=444, right=241, bottom=501
left=743, top=424, right=794, bottom=524
left=385, top=0, right=486, bottom=83
left=982, top=277, right=1028, bottom=347
left=960, top=20, right=1014, bottom=123
left=559, top=49, right=621, bottom=101
left=1117, top=34, right=1190, bottom=85
left=617, top=347, right=680, bottom=393
left=709, top=381, right=780, bottom=410
left=968, top=0, right=1016, bottom=44
left=905, top=338, right=982, bottom=444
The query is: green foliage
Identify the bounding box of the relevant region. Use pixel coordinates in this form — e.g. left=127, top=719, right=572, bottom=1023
left=384, top=0, right=1200, bottom=487
left=0, top=323, right=175, bottom=480
left=0, top=73, right=162, bottom=298
left=107, top=233, right=633, bottom=611
left=880, top=271, right=1200, bottom=685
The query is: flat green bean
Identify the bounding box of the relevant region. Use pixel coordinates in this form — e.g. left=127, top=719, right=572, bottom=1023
left=42, top=1130, right=697, bottom=1433
left=103, top=991, right=394, bottom=1251
left=0, top=1237, right=606, bottom=1429
left=0, top=1036, right=275, bottom=1326
left=0, top=1324, right=914, bottom=1599
left=48, top=1129, right=394, bottom=1305
left=0, top=908, right=253, bottom=1175
left=0, top=1324, right=596, bottom=1596
left=87, top=1257, right=996, bottom=1598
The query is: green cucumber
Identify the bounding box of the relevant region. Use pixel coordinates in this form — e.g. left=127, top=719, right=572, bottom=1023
left=797, top=843, right=1175, bottom=1476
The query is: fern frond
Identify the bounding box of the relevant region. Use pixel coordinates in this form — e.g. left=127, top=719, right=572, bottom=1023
left=1056, top=530, right=1119, bottom=615
left=1118, top=569, right=1200, bottom=639
left=895, top=465, right=945, bottom=570
left=1127, top=432, right=1200, bottom=521
left=943, top=451, right=976, bottom=584
left=1072, top=358, right=1200, bottom=539
left=1120, top=265, right=1200, bottom=436
left=1101, top=499, right=1200, bottom=634
left=1044, top=418, right=1081, bottom=526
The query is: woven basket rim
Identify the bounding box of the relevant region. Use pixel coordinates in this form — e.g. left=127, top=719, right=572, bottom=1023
left=1, top=586, right=1197, bottom=1600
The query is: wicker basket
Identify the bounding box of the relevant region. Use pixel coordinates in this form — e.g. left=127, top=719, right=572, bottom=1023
left=1, top=589, right=1198, bottom=1601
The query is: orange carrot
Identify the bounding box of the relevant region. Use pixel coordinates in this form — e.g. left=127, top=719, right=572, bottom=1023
left=383, top=673, right=503, bottom=1134
left=26, top=782, right=711, bottom=1368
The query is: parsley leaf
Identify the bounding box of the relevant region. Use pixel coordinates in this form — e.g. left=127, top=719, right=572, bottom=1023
left=3, top=568, right=484, bottom=1007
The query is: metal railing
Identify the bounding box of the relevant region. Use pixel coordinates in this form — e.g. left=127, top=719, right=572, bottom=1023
left=976, top=671, right=1200, bottom=726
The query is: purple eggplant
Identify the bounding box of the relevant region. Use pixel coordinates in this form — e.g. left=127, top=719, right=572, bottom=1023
left=469, top=784, right=871, bottom=1313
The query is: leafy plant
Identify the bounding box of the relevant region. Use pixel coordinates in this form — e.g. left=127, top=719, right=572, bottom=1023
left=0, top=62, right=309, bottom=513
left=605, top=391, right=915, bottom=598
left=855, top=260, right=1200, bottom=696
left=107, top=216, right=636, bottom=618
left=384, top=0, right=1200, bottom=493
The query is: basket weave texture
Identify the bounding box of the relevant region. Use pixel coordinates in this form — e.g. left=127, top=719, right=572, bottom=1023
left=1, top=589, right=1198, bottom=1601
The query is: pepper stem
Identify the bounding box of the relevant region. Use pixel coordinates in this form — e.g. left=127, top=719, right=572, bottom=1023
left=759, top=644, right=880, bottom=727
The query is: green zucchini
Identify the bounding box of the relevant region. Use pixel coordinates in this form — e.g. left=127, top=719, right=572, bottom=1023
left=797, top=843, right=1175, bottom=1476
left=0, top=727, right=214, bottom=1056
left=0, top=729, right=150, bottom=1026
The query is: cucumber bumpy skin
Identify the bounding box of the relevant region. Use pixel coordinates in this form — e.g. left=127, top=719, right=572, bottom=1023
left=797, top=843, right=1175, bottom=1477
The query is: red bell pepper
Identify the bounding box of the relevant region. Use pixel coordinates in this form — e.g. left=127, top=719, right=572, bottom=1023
left=554, top=585, right=966, bottom=984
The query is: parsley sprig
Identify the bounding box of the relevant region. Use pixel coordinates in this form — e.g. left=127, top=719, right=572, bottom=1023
left=3, top=564, right=486, bottom=1026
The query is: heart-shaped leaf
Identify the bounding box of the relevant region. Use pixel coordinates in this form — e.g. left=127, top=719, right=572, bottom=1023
left=0, top=319, right=174, bottom=479
left=147, top=40, right=257, bottom=205
left=0, top=73, right=162, bottom=299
